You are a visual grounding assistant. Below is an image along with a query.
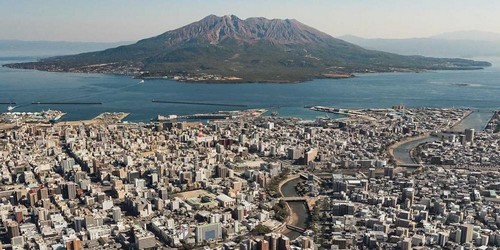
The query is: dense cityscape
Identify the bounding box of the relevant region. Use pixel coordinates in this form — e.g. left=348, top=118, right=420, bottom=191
left=0, top=106, right=498, bottom=250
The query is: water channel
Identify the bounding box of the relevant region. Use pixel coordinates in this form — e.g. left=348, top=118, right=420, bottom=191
left=280, top=177, right=310, bottom=239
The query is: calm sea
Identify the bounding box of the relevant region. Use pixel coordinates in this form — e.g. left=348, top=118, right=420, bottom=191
left=1, top=57, right=499, bottom=123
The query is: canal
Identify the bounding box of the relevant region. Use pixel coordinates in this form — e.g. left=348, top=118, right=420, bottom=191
left=280, top=177, right=310, bottom=239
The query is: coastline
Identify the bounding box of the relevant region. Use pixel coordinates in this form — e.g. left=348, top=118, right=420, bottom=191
left=2, top=62, right=491, bottom=84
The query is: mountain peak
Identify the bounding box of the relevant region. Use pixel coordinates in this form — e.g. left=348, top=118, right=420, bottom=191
left=157, top=14, right=333, bottom=46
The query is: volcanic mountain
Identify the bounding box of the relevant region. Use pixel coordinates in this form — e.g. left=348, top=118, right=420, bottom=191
left=5, top=15, right=491, bottom=82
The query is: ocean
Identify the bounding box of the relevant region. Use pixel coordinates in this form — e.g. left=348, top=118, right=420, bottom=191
left=1, top=57, right=499, bottom=123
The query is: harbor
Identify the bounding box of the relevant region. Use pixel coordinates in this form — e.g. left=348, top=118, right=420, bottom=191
left=155, top=109, right=267, bottom=122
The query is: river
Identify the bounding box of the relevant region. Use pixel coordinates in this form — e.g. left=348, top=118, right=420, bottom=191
left=280, top=177, right=310, bottom=239
left=393, top=110, right=494, bottom=165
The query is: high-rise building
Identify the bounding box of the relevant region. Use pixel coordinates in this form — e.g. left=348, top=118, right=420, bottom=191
left=113, top=207, right=122, bottom=222
left=301, top=237, right=314, bottom=249
left=28, top=191, right=38, bottom=207
left=304, top=148, right=318, bottom=164
left=216, top=165, right=229, bottom=178
left=85, top=215, right=96, bottom=228
left=438, top=232, right=448, bottom=247
left=159, top=188, right=168, bottom=200
left=74, top=217, right=84, bottom=232
left=401, top=238, right=412, bottom=250
left=66, top=239, right=82, bottom=250
left=38, top=187, right=49, bottom=200
left=460, top=224, right=474, bottom=244
left=464, top=128, right=475, bottom=144
left=265, top=233, right=279, bottom=250
left=402, top=187, right=415, bottom=207
left=64, top=182, right=77, bottom=200
left=7, top=221, right=20, bottom=239
left=256, top=239, right=269, bottom=250
left=278, top=235, right=290, bottom=250
left=61, top=158, right=75, bottom=173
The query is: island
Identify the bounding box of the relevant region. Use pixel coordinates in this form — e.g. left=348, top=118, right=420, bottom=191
left=3, top=15, right=491, bottom=83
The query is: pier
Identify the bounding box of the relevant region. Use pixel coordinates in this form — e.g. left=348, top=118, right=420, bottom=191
left=0, top=102, right=16, bottom=105
left=152, top=100, right=247, bottom=107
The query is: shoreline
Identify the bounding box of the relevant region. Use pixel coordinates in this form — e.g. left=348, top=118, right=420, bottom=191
left=2, top=62, right=491, bottom=84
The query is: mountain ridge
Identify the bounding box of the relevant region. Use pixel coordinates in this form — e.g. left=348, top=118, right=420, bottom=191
left=4, top=15, right=491, bottom=83
left=339, top=33, right=500, bottom=58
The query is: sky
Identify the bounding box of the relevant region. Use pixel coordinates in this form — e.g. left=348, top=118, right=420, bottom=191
left=2, top=0, right=500, bottom=42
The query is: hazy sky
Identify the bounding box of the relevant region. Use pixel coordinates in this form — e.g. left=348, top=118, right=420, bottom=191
left=2, top=0, right=500, bottom=42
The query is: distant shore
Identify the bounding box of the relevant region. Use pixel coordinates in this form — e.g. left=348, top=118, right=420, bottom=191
left=2, top=62, right=490, bottom=84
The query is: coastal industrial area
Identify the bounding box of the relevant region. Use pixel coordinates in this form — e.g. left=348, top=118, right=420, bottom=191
left=0, top=106, right=498, bottom=250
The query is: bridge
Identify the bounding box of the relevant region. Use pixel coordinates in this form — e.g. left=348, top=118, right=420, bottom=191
left=299, top=173, right=324, bottom=184
left=280, top=195, right=324, bottom=212
left=286, top=224, right=306, bottom=233
left=281, top=197, right=308, bottom=202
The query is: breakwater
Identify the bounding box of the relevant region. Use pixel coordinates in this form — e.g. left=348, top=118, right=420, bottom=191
left=31, top=102, right=103, bottom=105
left=152, top=100, right=247, bottom=107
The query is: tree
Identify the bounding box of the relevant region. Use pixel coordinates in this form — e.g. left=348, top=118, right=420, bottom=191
left=253, top=224, right=272, bottom=235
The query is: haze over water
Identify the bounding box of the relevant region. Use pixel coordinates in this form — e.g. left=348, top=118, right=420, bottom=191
left=1, top=57, right=499, bottom=122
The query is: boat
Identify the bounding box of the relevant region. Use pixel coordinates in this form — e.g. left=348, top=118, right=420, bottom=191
left=271, top=111, right=278, bottom=116
left=138, top=80, right=145, bottom=84
left=7, top=105, right=16, bottom=111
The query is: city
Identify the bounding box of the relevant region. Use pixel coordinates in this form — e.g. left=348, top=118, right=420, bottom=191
left=0, top=107, right=498, bottom=249
left=1, top=1, right=500, bottom=250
